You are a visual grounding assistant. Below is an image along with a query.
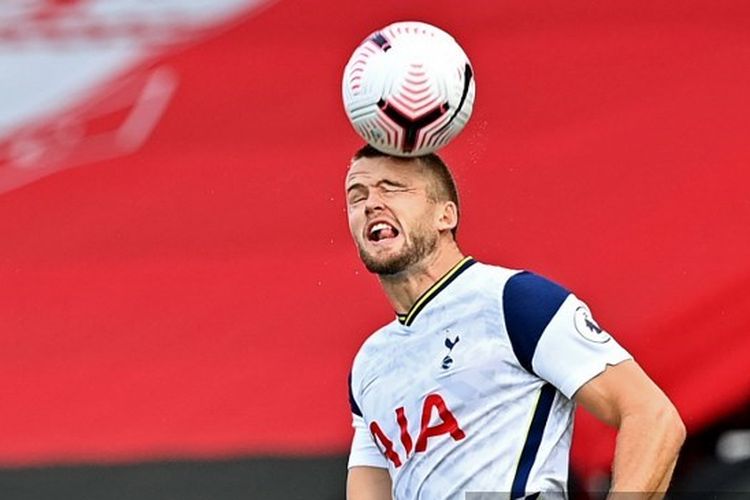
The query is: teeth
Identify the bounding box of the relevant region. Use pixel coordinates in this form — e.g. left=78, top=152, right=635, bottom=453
left=370, top=222, right=391, bottom=235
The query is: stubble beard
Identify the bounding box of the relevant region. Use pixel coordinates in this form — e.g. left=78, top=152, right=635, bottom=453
left=358, top=227, right=438, bottom=276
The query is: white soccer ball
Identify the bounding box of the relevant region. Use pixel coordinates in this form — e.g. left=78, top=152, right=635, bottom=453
left=342, top=21, right=476, bottom=157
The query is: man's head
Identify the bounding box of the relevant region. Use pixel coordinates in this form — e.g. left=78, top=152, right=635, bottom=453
left=345, top=145, right=460, bottom=276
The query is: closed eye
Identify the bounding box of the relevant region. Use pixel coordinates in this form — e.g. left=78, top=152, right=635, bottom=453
left=346, top=180, right=413, bottom=205
left=346, top=186, right=367, bottom=205
left=377, top=180, right=411, bottom=196
left=377, top=180, right=408, bottom=190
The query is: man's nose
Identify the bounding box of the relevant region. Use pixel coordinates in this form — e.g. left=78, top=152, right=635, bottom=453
left=364, top=190, right=385, bottom=215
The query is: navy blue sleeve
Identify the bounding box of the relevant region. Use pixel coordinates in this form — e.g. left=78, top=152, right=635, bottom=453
left=503, top=272, right=570, bottom=374
left=348, top=372, right=363, bottom=416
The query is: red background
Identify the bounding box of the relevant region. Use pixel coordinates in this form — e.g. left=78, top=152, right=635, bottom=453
left=1, top=0, right=749, bottom=481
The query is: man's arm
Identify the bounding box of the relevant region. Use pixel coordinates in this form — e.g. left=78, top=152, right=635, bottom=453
left=347, top=466, right=392, bottom=500
left=575, top=359, right=686, bottom=498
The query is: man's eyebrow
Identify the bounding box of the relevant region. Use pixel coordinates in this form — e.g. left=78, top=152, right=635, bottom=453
left=346, top=179, right=407, bottom=193
left=346, top=182, right=366, bottom=194
left=375, top=179, right=408, bottom=188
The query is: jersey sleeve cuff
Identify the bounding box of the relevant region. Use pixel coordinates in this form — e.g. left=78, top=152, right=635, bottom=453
left=347, top=456, right=389, bottom=470
left=557, top=352, right=633, bottom=399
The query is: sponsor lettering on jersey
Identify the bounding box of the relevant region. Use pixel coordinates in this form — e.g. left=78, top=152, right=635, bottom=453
left=369, top=393, right=465, bottom=468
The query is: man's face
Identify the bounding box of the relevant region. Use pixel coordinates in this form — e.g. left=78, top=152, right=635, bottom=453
left=345, top=156, right=440, bottom=275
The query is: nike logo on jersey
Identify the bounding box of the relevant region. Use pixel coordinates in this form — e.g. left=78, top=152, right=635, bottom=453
left=441, top=335, right=460, bottom=369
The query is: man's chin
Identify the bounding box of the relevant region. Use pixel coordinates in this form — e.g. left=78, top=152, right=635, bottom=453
left=365, top=260, right=409, bottom=276
left=359, top=248, right=413, bottom=276
left=356, top=231, right=435, bottom=276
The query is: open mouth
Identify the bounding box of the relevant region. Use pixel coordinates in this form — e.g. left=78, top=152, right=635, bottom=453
left=367, top=221, right=400, bottom=243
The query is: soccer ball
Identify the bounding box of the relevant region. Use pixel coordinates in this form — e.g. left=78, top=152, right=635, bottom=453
left=342, top=21, right=476, bottom=157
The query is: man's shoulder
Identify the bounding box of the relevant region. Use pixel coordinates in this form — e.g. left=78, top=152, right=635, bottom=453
left=467, top=259, right=567, bottom=299
left=499, top=267, right=572, bottom=334
left=501, top=269, right=571, bottom=315
left=468, top=259, right=519, bottom=278
left=451, top=259, right=521, bottom=295
left=459, top=260, right=569, bottom=308
left=350, top=319, right=401, bottom=371
left=361, top=319, right=399, bottom=346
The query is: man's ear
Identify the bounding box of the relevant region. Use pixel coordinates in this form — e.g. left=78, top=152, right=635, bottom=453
left=436, top=201, right=459, bottom=233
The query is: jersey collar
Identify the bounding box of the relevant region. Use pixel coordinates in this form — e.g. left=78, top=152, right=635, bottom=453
left=396, top=256, right=476, bottom=327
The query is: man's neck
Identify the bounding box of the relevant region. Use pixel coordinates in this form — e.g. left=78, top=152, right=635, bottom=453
left=379, top=243, right=465, bottom=315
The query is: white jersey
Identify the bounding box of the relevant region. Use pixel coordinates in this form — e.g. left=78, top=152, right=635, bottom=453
left=347, top=257, right=631, bottom=499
